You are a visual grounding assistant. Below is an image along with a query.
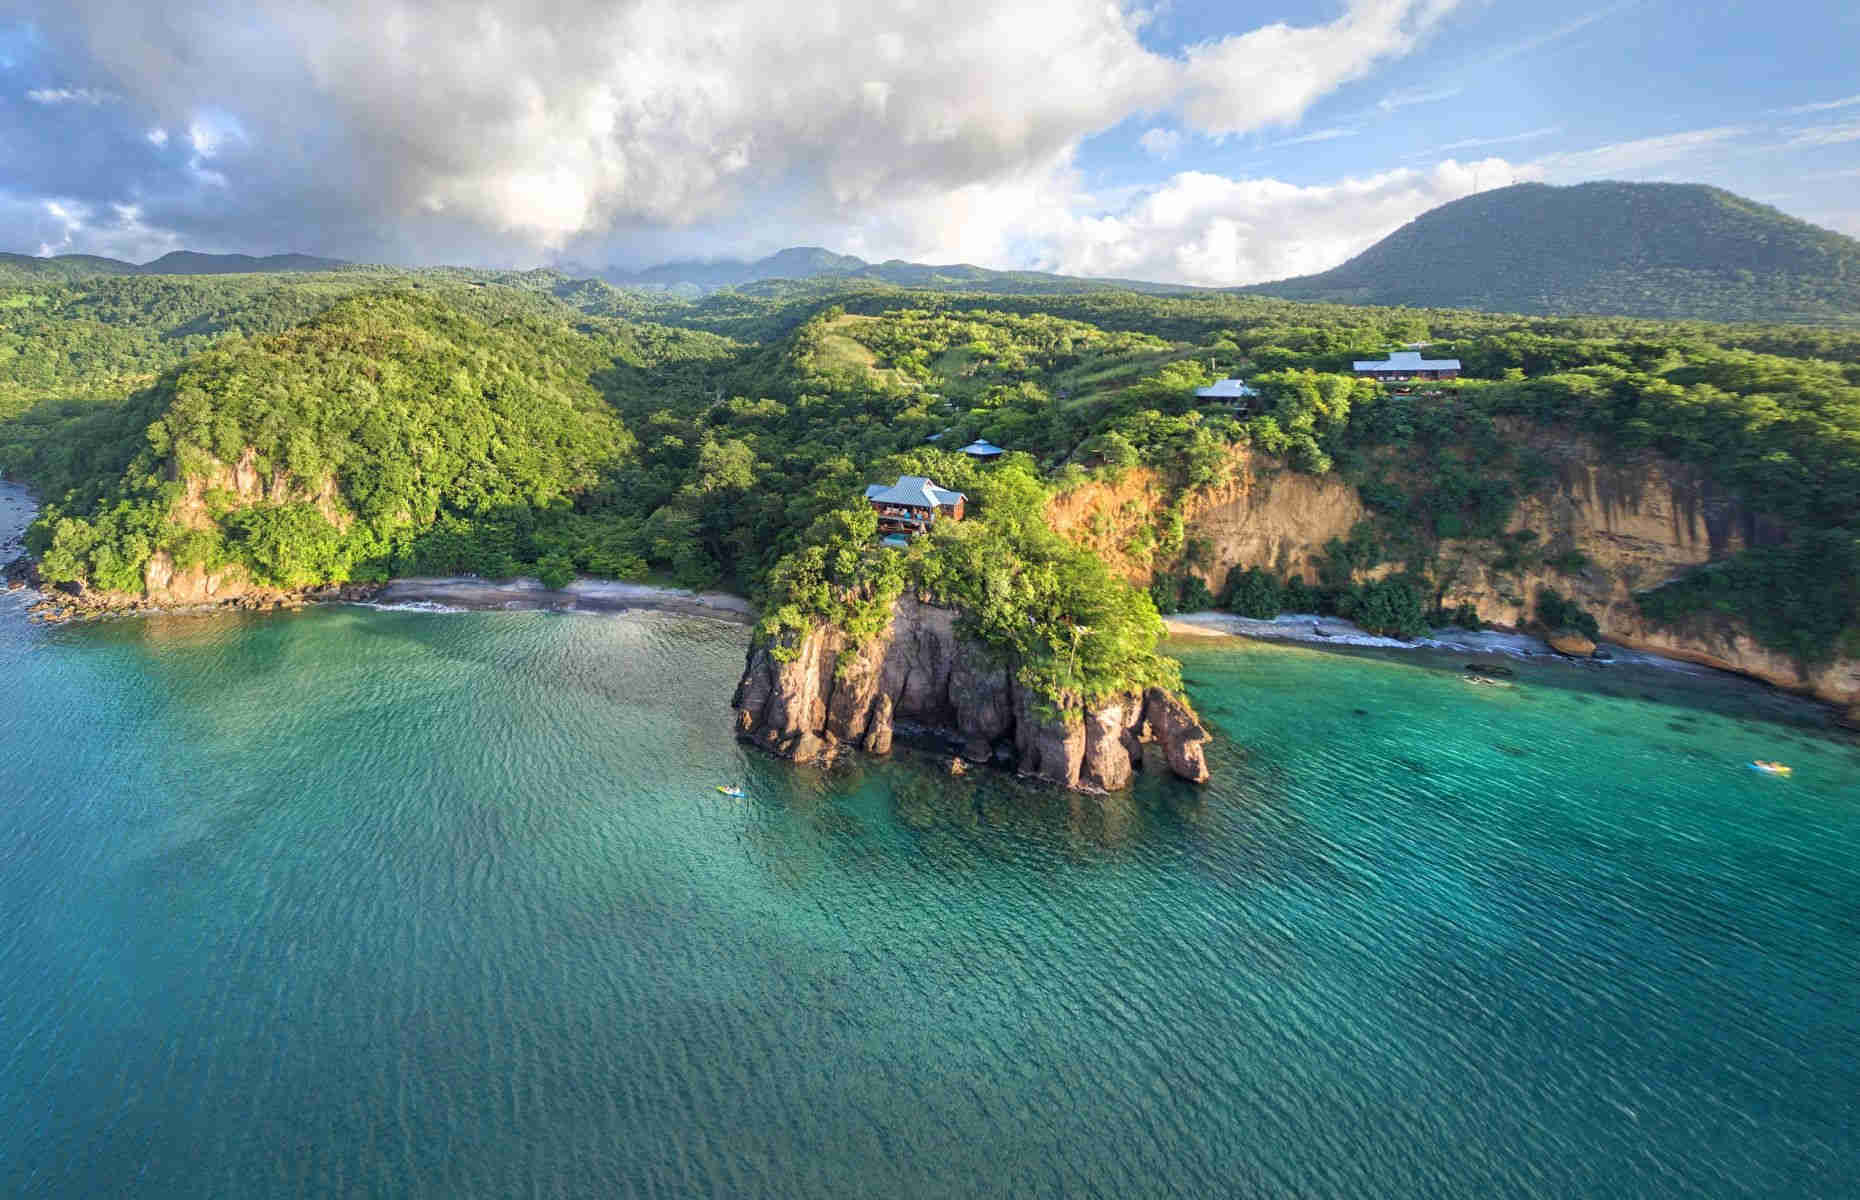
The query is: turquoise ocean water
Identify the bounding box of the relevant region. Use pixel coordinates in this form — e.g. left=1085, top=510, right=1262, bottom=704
left=1, top=561, right=1857, bottom=1194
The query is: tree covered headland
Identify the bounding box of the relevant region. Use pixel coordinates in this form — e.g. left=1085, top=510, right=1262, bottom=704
left=5, top=264, right=1860, bottom=704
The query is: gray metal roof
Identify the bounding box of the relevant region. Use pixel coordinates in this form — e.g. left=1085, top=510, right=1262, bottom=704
left=1352, top=350, right=1461, bottom=372
left=864, top=475, right=966, bottom=508
left=1194, top=378, right=1260, bottom=398
left=959, top=439, right=1005, bottom=456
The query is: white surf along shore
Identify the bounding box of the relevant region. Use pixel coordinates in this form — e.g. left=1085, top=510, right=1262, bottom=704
left=1163, top=610, right=1711, bottom=674
left=367, top=576, right=755, bottom=623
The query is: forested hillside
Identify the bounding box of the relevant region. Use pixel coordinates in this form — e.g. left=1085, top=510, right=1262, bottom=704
left=4, top=263, right=1859, bottom=705
left=26, top=294, right=635, bottom=591
left=1248, top=182, right=1860, bottom=323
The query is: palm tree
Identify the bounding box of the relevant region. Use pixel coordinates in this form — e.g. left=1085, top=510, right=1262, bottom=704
left=1066, top=622, right=1094, bottom=686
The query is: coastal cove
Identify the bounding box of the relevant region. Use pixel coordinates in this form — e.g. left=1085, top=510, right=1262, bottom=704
left=12, top=20, right=1860, bottom=1196
left=3, top=577, right=1860, bottom=1195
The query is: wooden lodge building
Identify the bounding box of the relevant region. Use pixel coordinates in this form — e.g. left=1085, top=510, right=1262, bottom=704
left=865, top=475, right=967, bottom=537
left=1351, top=350, right=1461, bottom=382
left=1194, top=378, right=1261, bottom=408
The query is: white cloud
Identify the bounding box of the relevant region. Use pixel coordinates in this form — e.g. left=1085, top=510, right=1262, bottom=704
left=38, top=0, right=1480, bottom=261
left=1776, top=94, right=1860, bottom=116
left=25, top=86, right=113, bottom=105
left=1529, top=124, right=1751, bottom=178
left=1378, top=83, right=1461, bottom=112
left=167, top=112, right=245, bottom=188
left=1032, top=158, right=1528, bottom=286
left=839, top=157, right=1092, bottom=267
left=1268, top=127, right=1358, bottom=148
left=15, top=0, right=1845, bottom=284
left=1178, top=0, right=1462, bottom=136
left=1434, top=126, right=1561, bottom=153
left=1482, top=6, right=1623, bottom=66
left=185, top=112, right=246, bottom=159
left=31, top=198, right=180, bottom=261
left=1780, top=120, right=1860, bottom=148
left=37, top=200, right=81, bottom=256
left=1138, top=127, right=1182, bottom=160
left=822, top=122, right=1782, bottom=287
left=54, top=0, right=1199, bottom=253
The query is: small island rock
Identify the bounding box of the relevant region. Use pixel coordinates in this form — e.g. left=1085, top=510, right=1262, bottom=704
left=732, top=596, right=1213, bottom=792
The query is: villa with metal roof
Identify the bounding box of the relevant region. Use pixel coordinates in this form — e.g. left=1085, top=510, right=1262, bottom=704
left=959, top=439, right=1005, bottom=460
left=864, top=475, right=967, bottom=536
left=1194, top=378, right=1261, bottom=401
left=1351, top=350, right=1461, bottom=381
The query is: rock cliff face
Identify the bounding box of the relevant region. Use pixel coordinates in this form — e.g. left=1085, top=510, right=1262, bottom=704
left=731, top=596, right=1211, bottom=791
left=1048, top=427, right=1860, bottom=707
left=1430, top=424, right=1859, bottom=706
left=1047, top=450, right=1370, bottom=589
left=134, top=445, right=351, bottom=607
left=28, top=444, right=362, bottom=614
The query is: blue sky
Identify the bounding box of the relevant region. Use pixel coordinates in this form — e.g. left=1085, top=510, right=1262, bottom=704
left=1079, top=0, right=1860, bottom=215
left=4, top=1, right=1858, bottom=282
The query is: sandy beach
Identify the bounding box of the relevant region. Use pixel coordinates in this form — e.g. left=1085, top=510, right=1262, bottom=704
left=370, top=576, right=756, bottom=624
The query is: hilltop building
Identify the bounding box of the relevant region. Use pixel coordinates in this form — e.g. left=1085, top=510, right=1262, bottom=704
left=959, top=439, right=1005, bottom=460
left=1194, top=378, right=1261, bottom=401
left=865, top=475, right=966, bottom=537
left=1352, top=350, right=1461, bottom=381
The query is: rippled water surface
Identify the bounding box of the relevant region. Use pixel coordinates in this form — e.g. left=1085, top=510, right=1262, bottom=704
left=1, top=587, right=1857, bottom=1196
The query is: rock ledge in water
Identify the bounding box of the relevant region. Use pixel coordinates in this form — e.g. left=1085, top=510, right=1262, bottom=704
left=731, top=596, right=1212, bottom=792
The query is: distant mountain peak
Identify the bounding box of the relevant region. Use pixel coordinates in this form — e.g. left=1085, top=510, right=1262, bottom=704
left=1243, top=180, right=1860, bottom=322
left=601, top=246, right=868, bottom=288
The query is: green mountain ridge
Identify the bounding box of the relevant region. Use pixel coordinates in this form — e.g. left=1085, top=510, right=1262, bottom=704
left=13, top=180, right=1858, bottom=323
left=1244, top=182, right=1860, bottom=322
left=0, top=250, right=351, bottom=279
left=597, top=246, right=1202, bottom=297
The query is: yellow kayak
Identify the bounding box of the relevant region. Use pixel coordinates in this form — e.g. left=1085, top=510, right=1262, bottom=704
left=1749, top=761, right=1792, bottom=778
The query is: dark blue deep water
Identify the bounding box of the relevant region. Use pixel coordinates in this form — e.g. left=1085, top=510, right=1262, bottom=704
left=2, top=577, right=1857, bottom=1194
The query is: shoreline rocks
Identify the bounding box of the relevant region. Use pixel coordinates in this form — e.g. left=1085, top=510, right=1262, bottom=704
left=731, top=596, right=1212, bottom=792
left=1546, top=629, right=1600, bottom=658
left=18, top=572, right=387, bottom=623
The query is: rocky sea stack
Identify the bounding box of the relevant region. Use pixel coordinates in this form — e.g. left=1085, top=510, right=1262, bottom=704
left=732, top=596, right=1210, bottom=791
